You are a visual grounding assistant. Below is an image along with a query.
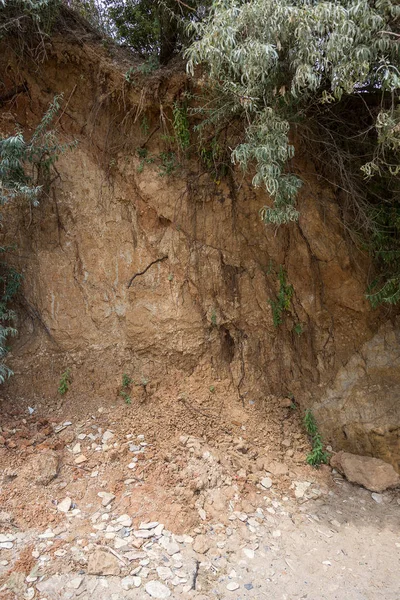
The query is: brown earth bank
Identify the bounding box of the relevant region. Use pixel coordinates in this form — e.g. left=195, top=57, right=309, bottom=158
left=0, top=14, right=399, bottom=471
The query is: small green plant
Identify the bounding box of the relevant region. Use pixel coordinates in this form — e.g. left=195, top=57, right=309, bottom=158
left=120, top=373, right=132, bottom=404
left=173, top=101, right=190, bottom=152
left=122, top=373, right=132, bottom=388
left=269, top=266, right=293, bottom=327
left=140, top=116, right=150, bottom=137
left=125, top=56, right=159, bottom=83
left=293, top=323, right=303, bottom=336
left=210, top=309, right=217, bottom=327
left=158, top=151, right=177, bottom=177
left=136, top=147, right=155, bottom=173
left=199, top=135, right=229, bottom=182
left=209, top=385, right=215, bottom=394
left=304, top=409, right=329, bottom=467
left=120, top=390, right=131, bottom=405
left=168, top=273, right=174, bottom=282
left=58, top=369, right=71, bottom=395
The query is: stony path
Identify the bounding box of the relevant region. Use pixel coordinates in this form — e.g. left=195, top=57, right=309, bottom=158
left=0, top=413, right=399, bottom=600
left=1, top=466, right=399, bottom=600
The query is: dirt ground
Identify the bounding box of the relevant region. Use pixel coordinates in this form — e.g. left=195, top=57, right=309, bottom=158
left=0, top=388, right=399, bottom=600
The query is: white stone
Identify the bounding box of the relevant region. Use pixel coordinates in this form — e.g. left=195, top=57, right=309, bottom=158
left=72, top=443, right=81, bottom=454
left=74, top=454, right=87, bottom=465
left=227, top=581, right=240, bottom=591
left=242, top=548, right=254, bottom=559
left=272, top=530, right=281, bottom=538
left=371, top=493, right=384, bottom=504
left=0, top=542, right=13, bottom=549
left=68, top=577, right=83, bottom=589
left=293, top=481, right=311, bottom=499
left=114, top=538, right=128, bottom=549
left=122, top=576, right=142, bottom=590
left=145, top=580, right=171, bottom=598
left=154, top=524, right=164, bottom=536
left=156, top=566, right=173, bottom=581
left=261, top=477, right=273, bottom=489
left=0, top=534, right=15, bottom=543
left=38, top=530, right=55, bottom=540
left=116, top=514, right=132, bottom=527
left=139, top=521, right=159, bottom=530
left=165, top=542, right=180, bottom=556
left=133, top=530, right=154, bottom=539
left=102, top=430, right=114, bottom=443
left=57, top=498, right=72, bottom=513
left=98, top=492, right=115, bottom=507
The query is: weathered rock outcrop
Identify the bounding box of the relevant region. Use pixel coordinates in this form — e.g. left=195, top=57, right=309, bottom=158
left=314, top=321, right=400, bottom=472
left=0, top=27, right=398, bottom=469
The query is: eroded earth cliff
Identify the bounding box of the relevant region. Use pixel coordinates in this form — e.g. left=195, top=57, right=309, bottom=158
left=1, top=18, right=398, bottom=471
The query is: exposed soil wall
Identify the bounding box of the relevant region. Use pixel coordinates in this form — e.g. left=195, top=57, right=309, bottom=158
left=1, top=25, right=398, bottom=470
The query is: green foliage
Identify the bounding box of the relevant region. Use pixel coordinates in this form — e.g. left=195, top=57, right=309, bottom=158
left=210, top=308, right=217, bottom=326
left=173, top=101, right=190, bottom=152
left=186, top=0, right=400, bottom=303
left=158, top=151, right=177, bottom=176
left=122, top=373, right=132, bottom=387
left=0, top=95, right=76, bottom=207
left=293, top=323, right=303, bottom=336
left=0, top=0, right=61, bottom=45
left=136, top=146, right=155, bottom=173
left=125, top=56, right=159, bottom=83
left=269, top=266, right=293, bottom=327
left=0, top=249, right=21, bottom=384
left=304, top=409, right=329, bottom=467
left=120, top=390, right=131, bottom=404
left=58, top=368, right=71, bottom=395
left=120, top=372, right=132, bottom=404
left=105, top=0, right=212, bottom=63
left=199, top=135, right=229, bottom=181
left=209, top=385, right=215, bottom=393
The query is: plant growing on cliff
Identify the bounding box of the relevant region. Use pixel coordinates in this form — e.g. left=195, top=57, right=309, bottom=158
left=173, top=101, right=191, bottom=152
left=0, top=249, right=22, bottom=383
left=58, top=368, right=71, bottom=395
left=120, top=373, right=132, bottom=404
left=0, top=94, right=76, bottom=206
left=269, top=266, right=293, bottom=327
left=304, top=409, right=329, bottom=467
left=186, top=0, right=400, bottom=306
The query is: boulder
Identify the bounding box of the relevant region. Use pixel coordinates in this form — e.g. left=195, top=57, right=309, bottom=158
left=331, top=451, right=400, bottom=492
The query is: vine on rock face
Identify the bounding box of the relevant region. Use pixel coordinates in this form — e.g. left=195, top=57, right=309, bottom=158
left=269, top=266, right=293, bottom=327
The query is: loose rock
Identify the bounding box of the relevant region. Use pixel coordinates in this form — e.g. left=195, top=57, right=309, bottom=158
left=57, top=497, right=72, bottom=513
left=145, top=580, right=171, bottom=598
left=193, top=535, right=210, bottom=555
left=330, top=452, right=400, bottom=492
left=29, top=452, right=60, bottom=486
left=87, top=549, right=120, bottom=576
